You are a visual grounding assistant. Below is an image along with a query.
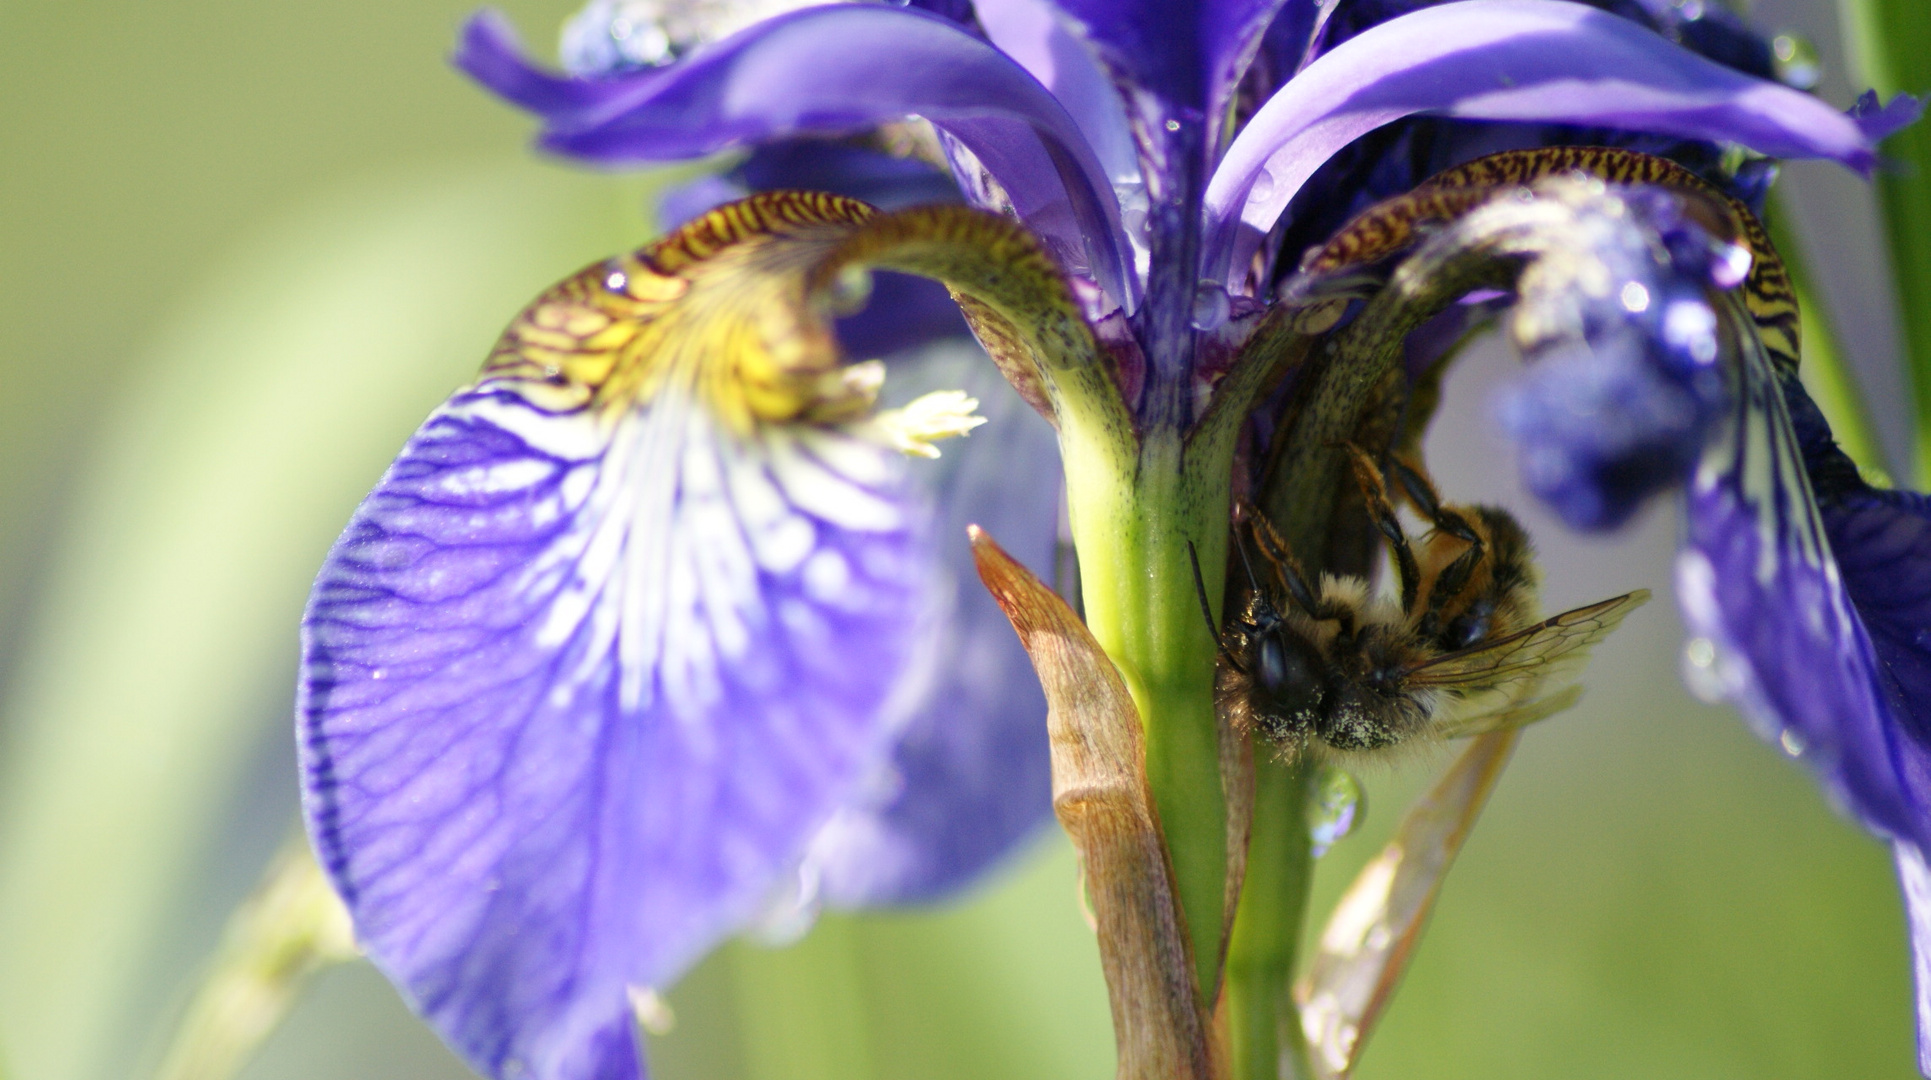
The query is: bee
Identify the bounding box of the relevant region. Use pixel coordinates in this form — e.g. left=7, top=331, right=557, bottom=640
left=1194, top=447, right=1648, bottom=757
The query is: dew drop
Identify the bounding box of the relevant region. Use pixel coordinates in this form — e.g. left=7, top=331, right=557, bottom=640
left=827, top=265, right=874, bottom=314
left=1620, top=281, right=1650, bottom=313
left=1164, top=118, right=1182, bottom=133
left=1772, top=33, right=1821, bottom=91
left=1709, top=242, right=1754, bottom=290
left=1191, top=280, right=1230, bottom=331
left=1780, top=728, right=1807, bottom=757
left=1681, top=636, right=1727, bottom=703
left=1685, top=637, right=1715, bottom=668
left=1308, top=767, right=1364, bottom=857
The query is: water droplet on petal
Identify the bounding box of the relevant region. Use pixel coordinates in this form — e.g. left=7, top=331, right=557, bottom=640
left=1308, top=767, right=1364, bottom=857
left=1164, top=118, right=1182, bottom=133
left=1620, top=281, right=1650, bottom=313
left=1709, top=242, right=1754, bottom=289
left=1191, top=280, right=1230, bottom=331
left=1772, top=34, right=1821, bottom=90
left=1681, top=635, right=1728, bottom=703
left=1685, top=637, right=1715, bottom=668
left=1780, top=728, right=1807, bottom=757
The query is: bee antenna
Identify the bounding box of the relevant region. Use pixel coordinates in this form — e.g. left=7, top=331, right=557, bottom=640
left=1187, top=540, right=1247, bottom=675
left=1234, top=528, right=1264, bottom=593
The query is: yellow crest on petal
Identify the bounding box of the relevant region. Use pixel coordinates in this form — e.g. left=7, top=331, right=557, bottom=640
left=482, top=192, right=881, bottom=434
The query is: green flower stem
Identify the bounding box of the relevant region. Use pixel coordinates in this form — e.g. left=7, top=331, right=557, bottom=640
left=1838, top=0, right=1931, bottom=482
left=1225, top=760, right=1317, bottom=1080
left=732, top=919, right=875, bottom=1080
left=1060, top=417, right=1232, bottom=1002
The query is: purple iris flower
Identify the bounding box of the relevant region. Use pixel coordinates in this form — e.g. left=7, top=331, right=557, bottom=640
left=293, top=1, right=1922, bottom=1078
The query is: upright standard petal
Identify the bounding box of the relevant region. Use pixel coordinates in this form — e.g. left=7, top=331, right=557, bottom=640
left=1201, top=0, right=1882, bottom=291
left=1040, top=0, right=1299, bottom=118
left=456, top=6, right=1134, bottom=308
left=972, top=0, right=1140, bottom=185
left=299, top=195, right=932, bottom=1080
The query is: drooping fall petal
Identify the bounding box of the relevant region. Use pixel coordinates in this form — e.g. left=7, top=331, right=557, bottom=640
left=300, top=195, right=934, bottom=1080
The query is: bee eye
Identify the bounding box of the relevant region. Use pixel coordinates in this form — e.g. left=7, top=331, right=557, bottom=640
left=1256, top=631, right=1323, bottom=717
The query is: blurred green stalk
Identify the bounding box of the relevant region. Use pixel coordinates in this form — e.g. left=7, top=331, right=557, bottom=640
left=150, top=841, right=356, bottom=1080
left=1837, top=0, right=1931, bottom=482
left=1765, top=193, right=1888, bottom=477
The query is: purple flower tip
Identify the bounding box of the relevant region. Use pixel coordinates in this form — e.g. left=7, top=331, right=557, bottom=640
left=455, top=9, right=630, bottom=123
left=1851, top=88, right=1926, bottom=144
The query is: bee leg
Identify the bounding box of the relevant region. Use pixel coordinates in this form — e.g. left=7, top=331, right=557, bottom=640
left=1343, top=443, right=1421, bottom=617
left=1246, top=511, right=1356, bottom=635
left=1390, top=456, right=1481, bottom=546
left=1384, top=453, right=1490, bottom=628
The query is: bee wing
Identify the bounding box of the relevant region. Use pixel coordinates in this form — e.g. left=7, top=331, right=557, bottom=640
left=1403, top=589, right=1652, bottom=692
left=1430, top=683, right=1583, bottom=740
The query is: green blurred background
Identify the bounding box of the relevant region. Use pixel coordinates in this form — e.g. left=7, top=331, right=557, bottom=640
left=0, top=1, right=1917, bottom=1079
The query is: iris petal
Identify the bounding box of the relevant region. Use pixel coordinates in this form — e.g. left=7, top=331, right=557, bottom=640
left=972, top=0, right=1140, bottom=184
left=1676, top=304, right=1927, bottom=858
left=1037, top=0, right=1303, bottom=118
left=300, top=196, right=939, bottom=1080
left=303, top=386, right=925, bottom=1080
left=455, top=5, right=1133, bottom=308
left=301, top=191, right=1120, bottom=1080
left=803, top=344, right=1060, bottom=906
left=1722, top=376, right=1931, bottom=1072
left=1202, top=0, right=1882, bottom=291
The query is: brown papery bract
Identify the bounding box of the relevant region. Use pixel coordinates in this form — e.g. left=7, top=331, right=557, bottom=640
left=971, top=526, right=1217, bottom=1080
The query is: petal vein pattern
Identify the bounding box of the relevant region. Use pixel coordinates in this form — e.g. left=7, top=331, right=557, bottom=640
left=1677, top=298, right=1921, bottom=850
left=298, top=195, right=930, bottom=1080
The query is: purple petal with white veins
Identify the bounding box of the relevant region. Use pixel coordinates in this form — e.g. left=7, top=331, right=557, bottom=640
left=300, top=380, right=928, bottom=1080
left=1753, top=353, right=1931, bottom=1074
left=455, top=6, right=1133, bottom=306
left=1676, top=311, right=1930, bottom=864
left=1202, top=0, right=1884, bottom=291
left=806, top=343, right=1060, bottom=907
